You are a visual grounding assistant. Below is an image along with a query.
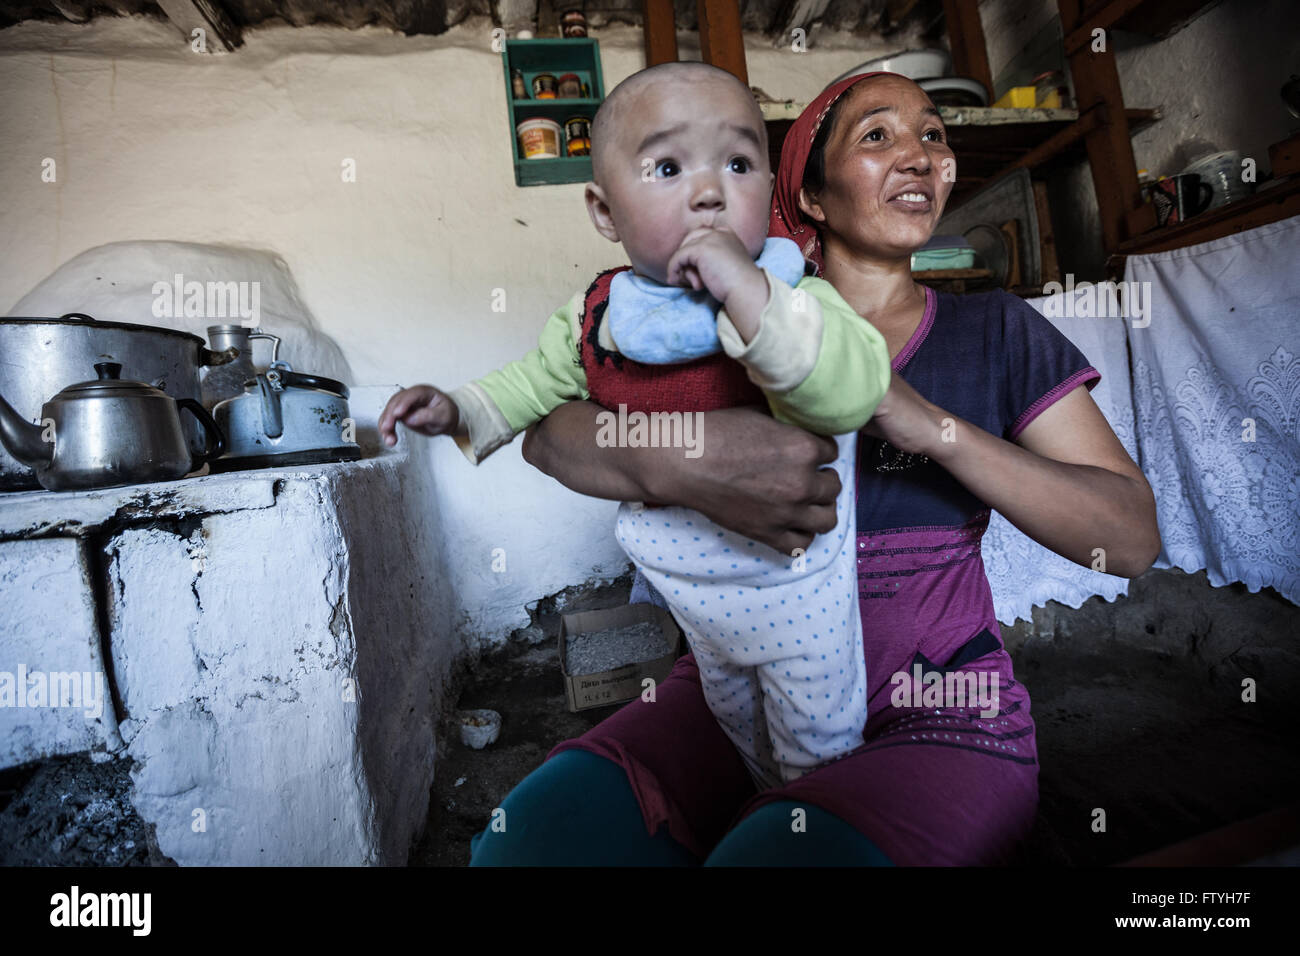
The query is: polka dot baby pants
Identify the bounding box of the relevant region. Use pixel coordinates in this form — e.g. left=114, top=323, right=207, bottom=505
left=615, top=430, right=865, bottom=790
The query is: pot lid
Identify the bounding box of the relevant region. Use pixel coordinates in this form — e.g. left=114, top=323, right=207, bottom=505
left=56, top=362, right=164, bottom=398
left=2, top=312, right=207, bottom=345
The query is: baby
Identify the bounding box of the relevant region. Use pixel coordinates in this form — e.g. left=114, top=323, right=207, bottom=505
left=379, top=62, right=891, bottom=789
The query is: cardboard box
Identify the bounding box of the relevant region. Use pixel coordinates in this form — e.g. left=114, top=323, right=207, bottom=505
left=559, top=604, right=682, bottom=712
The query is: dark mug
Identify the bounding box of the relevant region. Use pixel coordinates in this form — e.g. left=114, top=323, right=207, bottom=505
left=1148, top=174, right=1214, bottom=226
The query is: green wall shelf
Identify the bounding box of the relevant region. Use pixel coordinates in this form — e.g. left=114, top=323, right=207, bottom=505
left=502, top=38, right=605, bottom=187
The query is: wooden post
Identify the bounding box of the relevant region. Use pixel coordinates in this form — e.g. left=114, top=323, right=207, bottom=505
left=697, top=0, right=747, bottom=85
left=643, top=0, right=678, bottom=66
left=941, top=0, right=993, bottom=104
left=1059, top=0, right=1155, bottom=251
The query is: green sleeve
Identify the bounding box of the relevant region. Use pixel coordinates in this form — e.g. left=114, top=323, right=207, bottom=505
left=764, top=276, right=891, bottom=435
left=474, top=292, right=590, bottom=434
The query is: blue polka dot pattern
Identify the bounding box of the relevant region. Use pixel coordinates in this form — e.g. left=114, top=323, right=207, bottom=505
left=616, top=431, right=868, bottom=790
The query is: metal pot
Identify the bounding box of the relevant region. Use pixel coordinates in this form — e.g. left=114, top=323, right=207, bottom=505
left=0, top=313, right=238, bottom=491
left=211, top=362, right=361, bottom=471
left=201, top=324, right=283, bottom=410
left=0, top=362, right=225, bottom=492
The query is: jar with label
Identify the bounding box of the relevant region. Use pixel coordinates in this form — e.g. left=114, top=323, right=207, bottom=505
left=532, top=73, right=558, bottom=99
left=562, top=10, right=587, bottom=38
left=565, top=116, right=591, bottom=156
left=557, top=73, right=582, bottom=99
left=517, top=118, right=563, bottom=159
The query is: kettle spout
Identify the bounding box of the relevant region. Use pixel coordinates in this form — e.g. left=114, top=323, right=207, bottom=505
left=0, top=393, right=53, bottom=469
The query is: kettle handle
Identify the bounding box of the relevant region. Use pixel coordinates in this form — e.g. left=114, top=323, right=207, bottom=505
left=177, top=398, right=226, bottom=471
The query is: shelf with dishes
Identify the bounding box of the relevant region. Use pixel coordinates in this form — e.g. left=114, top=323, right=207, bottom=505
left=760, top=99, right=1159, bottom=209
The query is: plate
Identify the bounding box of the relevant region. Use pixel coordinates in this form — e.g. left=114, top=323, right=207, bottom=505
left=832, top=49, right=951, bottom=85
left=918, top=77, right=989, bottom=107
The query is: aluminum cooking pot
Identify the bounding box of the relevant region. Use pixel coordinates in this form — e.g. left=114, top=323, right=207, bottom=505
left=0, top=362, right=225, bottom=492
left=0, top=312, right=238, bottom=491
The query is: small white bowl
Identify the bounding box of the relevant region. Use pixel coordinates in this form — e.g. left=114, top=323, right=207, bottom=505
left=459, top=709, right=502, bottom=750
left=833, top=49, right=952, bottom=85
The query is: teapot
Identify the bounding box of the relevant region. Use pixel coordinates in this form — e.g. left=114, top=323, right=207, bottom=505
left=0, top=362, right=224, bottom=492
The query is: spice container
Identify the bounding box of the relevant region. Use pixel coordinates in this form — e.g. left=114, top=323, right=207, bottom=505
left=517, top=117, right=563, bottom=159
left=565, top=115, right=591, bottom=156
left=511, top=69, right=527, bottom=99
left=531, top=72, right=557, bottom=99
left=561, top=10, right=587, bottom=38
left=557, top=72, right=582, bottom=98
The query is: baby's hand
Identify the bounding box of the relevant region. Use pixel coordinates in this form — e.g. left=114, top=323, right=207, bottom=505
left=665, top=226, right=763, bottom=305
left=378, top=385, right=460, bottom=447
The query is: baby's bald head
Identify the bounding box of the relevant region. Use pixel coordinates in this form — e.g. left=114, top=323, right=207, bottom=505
left=590, top=62, right=766, bottom=185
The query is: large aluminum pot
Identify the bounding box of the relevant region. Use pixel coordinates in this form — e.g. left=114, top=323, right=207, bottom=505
left=0, top=313, right=238, bottom=491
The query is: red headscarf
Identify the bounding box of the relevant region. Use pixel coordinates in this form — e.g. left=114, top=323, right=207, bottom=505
left=769, top=71, right=903, bottom=275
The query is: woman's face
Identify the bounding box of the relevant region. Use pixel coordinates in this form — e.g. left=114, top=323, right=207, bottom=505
left=799, top=75, right=955, bottom=262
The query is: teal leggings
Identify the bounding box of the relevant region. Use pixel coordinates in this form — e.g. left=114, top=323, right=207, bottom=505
left=469, top=749, right=894, bottom=866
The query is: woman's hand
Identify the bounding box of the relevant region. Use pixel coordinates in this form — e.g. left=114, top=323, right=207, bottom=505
left=861, top=372, right=948, bottom=456
left=523, top=402, right=842, bottom=555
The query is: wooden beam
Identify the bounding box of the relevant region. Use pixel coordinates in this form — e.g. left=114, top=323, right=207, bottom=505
left=941, top=0, right=993, bottom=104
left=697, top=0, right=747, bottom=85
left=643, top=0, right=678, bottom=66
left=1063, top=0, right=1146, bottom=54
left=1060, top=0, right=1148, bottom=253
left=1032, top=181, right=1061, bottom=286
left=155, top=0, right=241, bottom=53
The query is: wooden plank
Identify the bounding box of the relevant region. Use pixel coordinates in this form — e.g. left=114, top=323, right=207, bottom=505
left=1063, top=0, right=1146, bottom=54
left=941, top=0, right=993, bottom=104
left=1061, top=0, right=1146, bottom=254
left=1033, top=181, right=1061, bottom=286
left=1269, top=132, right=1300, bottom=179
left=697, top=0, right=747, bottom=84
left=1110, top=175, right=1300, bottom=261
left=642, top=0, right=678, bottom=66
left=1065, top=0, right=1220, bottom=52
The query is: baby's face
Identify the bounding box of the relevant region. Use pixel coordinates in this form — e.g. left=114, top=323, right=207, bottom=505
left=588, top=74, right=774, bottom=285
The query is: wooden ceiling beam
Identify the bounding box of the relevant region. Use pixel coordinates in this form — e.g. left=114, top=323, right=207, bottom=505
left=643, top=0, right=679, bottom=65
left=697, top=0, right=747, bottom=85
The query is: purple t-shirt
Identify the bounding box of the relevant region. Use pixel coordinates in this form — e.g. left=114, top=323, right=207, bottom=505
left=857, top=287, right=1100, bottom=532
left=853, top=286, right=1099, bottom=682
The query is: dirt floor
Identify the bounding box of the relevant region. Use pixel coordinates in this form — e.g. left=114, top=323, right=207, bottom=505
left=3, top=569, right=1296, bottom=867
left=411, top=570, right=1300, bottom=867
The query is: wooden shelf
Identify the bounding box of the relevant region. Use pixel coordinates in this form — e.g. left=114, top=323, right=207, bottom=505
left=763, top=103, right=1159, bottom=207
left=1107, top=175, right=1300, bottom=268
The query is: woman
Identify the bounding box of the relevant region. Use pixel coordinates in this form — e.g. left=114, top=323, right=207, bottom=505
left=468, top=72, right=1160, bottom=866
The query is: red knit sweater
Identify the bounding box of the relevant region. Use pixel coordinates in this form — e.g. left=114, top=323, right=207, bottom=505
left=578, top=266, right=767, bottom=414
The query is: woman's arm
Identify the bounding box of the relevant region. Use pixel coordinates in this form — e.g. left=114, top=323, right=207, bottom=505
left=868, top=375, right=1161, bottom=578
left=521, top=400, right=845, bottom=556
